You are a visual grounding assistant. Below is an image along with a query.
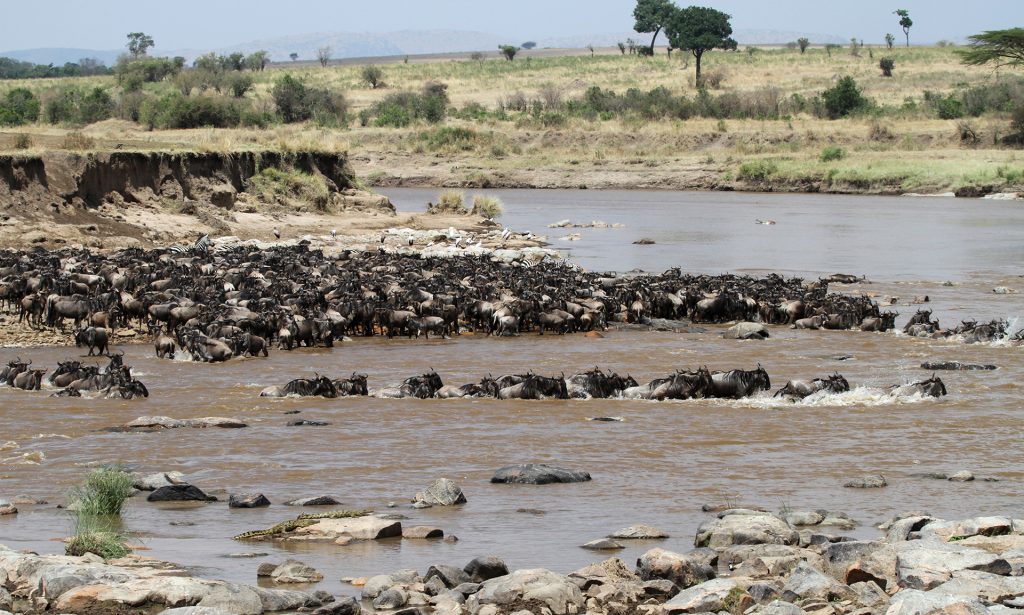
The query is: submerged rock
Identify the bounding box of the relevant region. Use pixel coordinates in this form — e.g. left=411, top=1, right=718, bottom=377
left=229, top=493, right=271, bottom=508
left=269, top=559, right=324, bottom=584
left=695, top=511, right=799, bottom=549
left=413, top=478, right=466, bottom=507
left=121, top=416, right=248, bottom=430
left=490, top=464, right=592, bottom=485
left=134, top=471, right=187, bottom=491
left=148, top=485, right=217, bottom=502
left=283, top=496, right=341, bottom=506
left=921, top=361, right=997, bottom=371
left=843, top=475, right=887, bottom=489
left=609, top=524, right=669, bottom=539
left=581, top=538, right=624, bottom=551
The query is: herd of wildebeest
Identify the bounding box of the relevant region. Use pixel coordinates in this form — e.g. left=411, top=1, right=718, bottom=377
left=0, top=242, right=1016, bottom=401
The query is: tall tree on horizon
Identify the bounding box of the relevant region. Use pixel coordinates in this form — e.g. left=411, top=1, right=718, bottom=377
left=633, top=0, right=677, bottom=56
left=664, top=5, right=737, bottom=86
left=894, top=9, right=913, bottom=48
left=126, top=32, right=154, bottom=58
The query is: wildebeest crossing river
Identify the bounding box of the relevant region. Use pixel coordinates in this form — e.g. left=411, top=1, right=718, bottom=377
left=0, top=190, right=1021, bottom=596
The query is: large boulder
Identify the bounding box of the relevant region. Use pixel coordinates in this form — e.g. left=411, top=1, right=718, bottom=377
left=134, top=471, right=187, bottom=491
left=894, top=540, right=1007, bottom=590
left=723, top=322, right=769, bottom=340
left=695, top=511, right=799, bottom=549
left=885, top=588, right=989, bottom=615
left=268, top=560, right=323, bottom=584
left=122, top=416, right=248, bottom=430
left=781, top=562, right=855, bottom=603
left=659, top=578, right=751, bottom=614
left=413, top=478, right=466, bottom=507
left=229, top=493, right=270, bottom=509
left=283, top=496, right=340, bottom=507
left=490, top=464, right=592, bottom=485
left=636, top=548, right=715, bottom=590
left=463, top=556, right=509, bottom=583
left=821, top=540, right=897, bottom=590
left=568, top=557, right=647, bottom=608
left=148, top=485, right=217, bottom=502
left=469, top=569, right=584, bottom=615
left=610, top=524, right=669, bottom=540
left=290, top=516, right=402, bottom=542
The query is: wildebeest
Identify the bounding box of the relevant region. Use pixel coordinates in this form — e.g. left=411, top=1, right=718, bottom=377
left=45, top=294, right=90, bottom=330
left=11, top=368, right=47, bottom=391
left=710, top=366, right=771, bottom=399
left=0, top=358, right=30, bottom=385
left=621, top=367, right=713, bottom=401
left=567, top=368, right=637, bottom=399
left=376, top=372, right=444, bottom=399
left=151, top=324, right=177, bottom=359
left=75, top=327, right=109, bottom=356
left=331, top=373, right=369, bottom=396
left=860, top=311, right=898, bottom=332
left=497, top=373, right=569, bottom=400
left=890, top=375, right=947, bottom=398
left=407, top=316, right=450, bottom=339
left=792, top=314, right=826, bottom=330
left=775, top=373, right=850, bottom=401
left=260, top=375, right=338, bottom=398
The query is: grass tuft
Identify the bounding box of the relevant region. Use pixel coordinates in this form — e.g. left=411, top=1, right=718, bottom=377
left=470, top=194, right=504, bottom=219
left=68, top=466, right=135, bottom=517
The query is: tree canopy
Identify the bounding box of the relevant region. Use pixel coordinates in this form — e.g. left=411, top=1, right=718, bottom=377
left=894, top=10, right=912, bottom=47
left=127, top=32, right=154, bottom=58
left=958, top=28, right=1024, bottom=69
left=664, top=5, right=737, bottom=85
left=633, top=0, right=677, bottom=55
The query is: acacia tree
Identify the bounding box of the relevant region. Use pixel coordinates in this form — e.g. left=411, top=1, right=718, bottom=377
left=797, top=37, right=810, bottom=54
left=664, top=5, right=737, bottom=86
left=289, top=52, right=299, bottom=62
left=633, top=0, right=677, bottom=56
left=499, top=45, right=519, bottom=61
left=126, top=32, right=154, bottom=58
left=885, top=33, right=895, bottom=49
left=316, top=46, right=332, bottom=67
left=894, top=9, right=912, bottom=47
left=958, top=28, right=1024, bottom=69
left=246, top=50, right=269, bottom=71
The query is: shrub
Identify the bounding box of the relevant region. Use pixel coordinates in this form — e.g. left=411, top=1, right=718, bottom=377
left=0, top=88, right=40, bottom=125
left=499, top=45, right=519, bottom=61
left=797, top=38, right=810, bottom=53
left=62, top=131, right=95, bottom=150
left=738, top=159, right=778, bottom=181
left=470, top=194, right=503, bottom=219
left=821, top=76, right=867, bottom=119
left=361, top=65, right=384, bottom=89
left=419, top=126, right=478, bottom=151
left=66, top=528, right=131, bottom=560
left=13, top=133, right=31, bottom=149
left=820, top=146, right=846, bottom=162
left=701, top=70, right=726, bottom=89
left=935, top=95, right=965, bottom=120
left=115, top=56, right=180, bottom=86
left=469, top=51, right=485, bottom=61
left=366, top=84, right=447, bottom=127
left=139, top=93, right=243, bottom=129
left=957, top=120, right=980, bottom=144
left=247, top=167, right=331, bottom=211
left=426, top=190, right=467, bottom=214
left=44, top=87, right=115, bottom=125
left=879, top=58, right=895, bottom=77
left=224, top=73, right=254, bottom=98
left=1012, top=106, right=1024, bottom=137
left=271, top=74, right=347, bottom=125
left=68, top=466, right=134, bottom=516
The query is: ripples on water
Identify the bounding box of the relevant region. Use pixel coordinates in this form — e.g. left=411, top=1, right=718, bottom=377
left=0, top=191, right=1022, bottom=594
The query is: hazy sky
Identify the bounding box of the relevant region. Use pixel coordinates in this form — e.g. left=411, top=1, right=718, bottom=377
left=2, top=0, right=1020, bottom=50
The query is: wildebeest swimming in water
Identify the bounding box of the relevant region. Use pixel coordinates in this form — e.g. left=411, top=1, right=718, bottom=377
left=260, top=375, right=338, bottom=398
left=710, top=365, right=771, bottom=399
left=567, top=367, right=638, bottom=399
left=890, top=375, right=947, bottom=398
left=860, top=311, right=899, bottom=332
left=74, top=326, right=109, bottom=356
left=332, top=373, right=369, bottom=396
left=435, top=376, right=500, bottom=398
left=0, top=357, right=30, bottom=385
left=774, top=373, right=851, bottom=401
left=497, top=373, right=569, bottom=400
left=620, top=367, right=714, bottom=401
left=376, top=372, right=444, bottom=399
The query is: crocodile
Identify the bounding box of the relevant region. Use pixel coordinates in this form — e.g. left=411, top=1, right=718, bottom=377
left=233, top=509, right=372, bottom=540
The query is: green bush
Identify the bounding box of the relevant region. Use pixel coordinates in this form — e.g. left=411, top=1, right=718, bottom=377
left=115, top=56, right=181, bottom=86
left=224, top=73, right=254, bottom=98
left=879, top=58, right=895, bottom=77
left=935, top=95, right=965, bottom=120
left=821, top=76, right=867, bottom=119
left=271, top=74, right=347, bottom=125
left=820, top=146, right=846, bottom=162
left=44, top=87, right=115, bottom=125
left=738, top=159, right=779, bottom=181
left=364, top=83, right=448, bottom=127
left=419, top=126, right=478, bottom=151
left=0, top=88, right=40, bottom=125
left=68, top=466, right=134, bottom=517
left=361, top=65, right=384, bottom=89
left=139, top=93, right=243, bottom=129
left=13, top=133, right=31, bottom=149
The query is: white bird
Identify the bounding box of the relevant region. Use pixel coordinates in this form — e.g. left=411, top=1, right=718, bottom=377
left=472, top=240, right=482, bottom=249
left=453, top=236, right=463, bottom=248
left=447, top=227, right=457, bottom=240
left=501, top=227, right=511, bottom=242
left=331, top=229, right=337, bottom=239
left=379, top=233, right=387, bottom=244
left=407, top=236, right=414, bottom=246
left=525, top=232, right=534, bottom=241
left=273, top=228, right=281, bottom=239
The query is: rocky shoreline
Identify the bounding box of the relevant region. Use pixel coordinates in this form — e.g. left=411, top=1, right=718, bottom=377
left=3, top=507, right=1022, bottom=615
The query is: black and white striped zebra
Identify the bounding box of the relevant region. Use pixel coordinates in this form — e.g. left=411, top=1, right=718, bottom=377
left=168, top=234, right=211, bottom=255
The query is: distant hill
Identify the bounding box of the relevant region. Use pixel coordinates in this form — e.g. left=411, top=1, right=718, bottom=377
left=0, top=28, right=848, bottom=66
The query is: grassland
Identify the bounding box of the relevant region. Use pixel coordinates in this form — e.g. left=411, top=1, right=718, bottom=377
left=1, top=45, right=1022, bottom=195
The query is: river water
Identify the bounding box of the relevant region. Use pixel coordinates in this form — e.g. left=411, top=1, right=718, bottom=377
left=1, top=190, right=1022, bottom=595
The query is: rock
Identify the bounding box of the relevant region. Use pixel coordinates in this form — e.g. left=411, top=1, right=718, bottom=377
left=134, top=471, right=187, bottom=491
left=636, top=548, right=715, bottom=590
left=610, top=524, right=669, bottom=539
left=723, top=322, right=769, bottom=340
left=820, top=541, right=896, bottom=590
left=783, top=511, right=825, bottom=526
left=948, top=471, right=975, bottom=482
left=287, top=420, right=330, bottom=427
left=229, top=493, right=271, bottom=508
left=469, top=569, right=584, bottom=615
left=695, top=512, right=799, bottom=549
left=122, top=416, right=248, bottom=430
left=0, top=503, right=16, bottom=516
left=426, top=564, right=472, bottom=588
left=757, top=600, right=807, bottom=615
left=463, top=556, right=509, bottom=583
left=894, top=540, right=1004, bottom=590
left=159, top=608, right=233, bottom=615
left=413, top=478, right=466, bottom=506
left=549, top=219, right=572, bottom=228
left=257, top=562, right=278, bottom=577
left=403, top=526, right=444, bottom=539
left=452, top=582, right=480, bottom=595
left=954, top=185, right=994, bottom=198
left=581, top=539, right=624, bottom=551
left=291, top=516, right=402, bottom=541
left=843, top=475, right=887, bottom=489
left=490, top=464, right=591, bottom=485
left=633, top=238, right=656, bottom=245
left=782, top=562, right=855, bottom=602
left=362, top=575, right=396, bottom=599
left=885, top=588, right=988, bottom=615
left=659, top=578, right=749, bottom=614
left=209, top=185, right=236, bottom=209
left=373, top=587, right=409, bottom=610
left=993, top=287, right=1016, bottom=294
left=423, top=576, right=448, bottom=596
left=312, top=596, right=360, bottom=615
left=920, top=361, right=997, bottom=371
left=269, top=559, right=323, bottom=584
left=884, top=515, right=937, bottom=542
left=283, top=496, right=341, bottom=506
left=148, top=484, right=217, bottom=502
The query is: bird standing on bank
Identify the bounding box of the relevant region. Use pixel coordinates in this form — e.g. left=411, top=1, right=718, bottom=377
left=273, top=228, right=281, bottom=239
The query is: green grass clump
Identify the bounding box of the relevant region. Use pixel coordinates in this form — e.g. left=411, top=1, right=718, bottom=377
left=66, top=528, right=131, bottom=559
left=427, top=190, right=468, bottom=214
left=470, top=194, right=504, bottom=219
left=247, top=167, right=331, bottom=211
left=820, top=146, right=846, bottom=162
left=738, top=159, right=779, bottom=181
left=418, top=126, right=479, bottom=152
left=68, top=466, right=134, bottom=516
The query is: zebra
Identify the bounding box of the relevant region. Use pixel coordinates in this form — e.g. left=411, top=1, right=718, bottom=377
left=168, top=234, right=211, bottom=255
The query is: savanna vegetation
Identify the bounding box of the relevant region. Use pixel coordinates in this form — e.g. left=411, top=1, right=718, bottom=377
left=1, top=19, right=1023, bottom=195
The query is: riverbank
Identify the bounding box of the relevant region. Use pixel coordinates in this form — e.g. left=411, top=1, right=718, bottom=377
left=3, top=508, right=1023, bottom=614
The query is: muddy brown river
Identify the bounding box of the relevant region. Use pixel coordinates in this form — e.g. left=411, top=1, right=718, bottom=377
left=1, top=190, right=1022, bottom=595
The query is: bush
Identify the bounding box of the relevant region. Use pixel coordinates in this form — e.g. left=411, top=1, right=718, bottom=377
left=361, top=65, right=384, bottom=89
left=821, top=76, right=867, bottom=119
left=271, top=74, right=347, bottom=125
left=879, top=58, right=895, bottom=77
left=62, top=131, right=95, bottom=150
left=1012, top=106, right=1024, bottom=137
left=0, top=88, right=40, bottom=125
left=66, top=528, right=131, bottom=560
left=470, top=194, right=503, bottom=219
left=68, top=466, right=134, bottom=516
left=115, top=56, right=181, bottom=87
left=419, top=126, right=478, bottom=151
left=935, top=95, right=965, bottom=120
left=365, top=84, right=447, bottom=127
left=224, top=73, right=254, bottom=98
left=139, top=93, right=243, bottom=129
left=426, top=190, right=467, bottom=214
left=247, top=167, right=331, bottom=211
left=44, top=87, right=115, bottom=125
left=820, top=146, right=846, bottom=162
left=738, top=159, right=779, bottom=181
left=13, top=133, right=31, bottom=149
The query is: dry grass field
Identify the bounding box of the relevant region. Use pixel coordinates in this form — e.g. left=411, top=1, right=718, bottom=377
left=2, top=45, right=1022, bottom=195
